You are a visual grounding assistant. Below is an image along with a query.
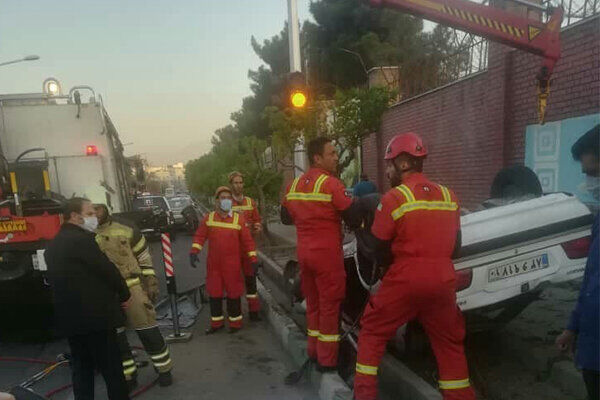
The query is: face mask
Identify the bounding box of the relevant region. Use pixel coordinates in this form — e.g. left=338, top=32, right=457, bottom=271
left=585, top=175, right=600, bottom=201
left=82, top=216, right=99, bottom=232
left=220, top=199, right=233, bottom=212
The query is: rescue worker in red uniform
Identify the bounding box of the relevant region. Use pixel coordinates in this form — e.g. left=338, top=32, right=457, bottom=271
left=281, top=137, right=353, bottom=371
left=189, top=186, right=258, bottom=334
left=353, top=133, right=475, bottom=400
left=229, top=171, right=262, bottom=321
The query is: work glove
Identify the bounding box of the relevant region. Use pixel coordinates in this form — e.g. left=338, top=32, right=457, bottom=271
left=142, top=276, right=160, bottom=303
left=190, top=253, right=199, bottom=268
left=251, top=262, right=260, bottom=275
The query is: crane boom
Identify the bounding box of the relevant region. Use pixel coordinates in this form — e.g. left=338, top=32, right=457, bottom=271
left=370, top=0, right=563, bottom=123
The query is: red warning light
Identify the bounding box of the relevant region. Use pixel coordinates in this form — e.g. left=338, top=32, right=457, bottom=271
left=86, top=145, right=98, bottom=156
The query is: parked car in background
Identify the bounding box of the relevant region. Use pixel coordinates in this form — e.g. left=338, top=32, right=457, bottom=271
left=119, top=195, right=176, bottom=238
left=167, top=195, right=202, bottom=233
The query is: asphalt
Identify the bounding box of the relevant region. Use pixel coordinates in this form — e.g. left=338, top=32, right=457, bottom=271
left=0, top=233, right=317, bottom=400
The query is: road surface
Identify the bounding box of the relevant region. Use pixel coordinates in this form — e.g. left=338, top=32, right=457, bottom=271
left=0, top=233, right=316, bottom=400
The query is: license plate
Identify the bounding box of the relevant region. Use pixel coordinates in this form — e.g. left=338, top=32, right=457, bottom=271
left=488, top=254, right=549, bottom=282
left=0, top=219, right=27, bottom=233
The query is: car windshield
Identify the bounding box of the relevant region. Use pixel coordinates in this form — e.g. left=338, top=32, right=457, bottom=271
left=168, top=197, right=192, bottom=210
left=133, top=197, right=169, bottom=211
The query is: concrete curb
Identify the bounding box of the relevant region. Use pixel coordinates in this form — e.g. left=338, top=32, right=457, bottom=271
left=257, top=279, right=353, bottom=400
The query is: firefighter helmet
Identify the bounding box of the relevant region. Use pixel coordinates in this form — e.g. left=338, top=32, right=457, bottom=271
left=384, top=132, right=428, bottom=160
left=214, top=186, right=232, bottom=198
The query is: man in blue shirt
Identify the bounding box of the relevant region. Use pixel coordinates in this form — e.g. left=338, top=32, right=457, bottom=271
left=353, top=174, right=378, bottom=198
left=556, top=124, right=599, bottom=400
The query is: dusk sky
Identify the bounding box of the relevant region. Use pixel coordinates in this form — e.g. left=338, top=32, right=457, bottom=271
left=0, top=1, right=311, bottom=165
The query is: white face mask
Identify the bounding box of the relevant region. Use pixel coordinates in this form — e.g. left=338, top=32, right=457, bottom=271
left=220, top=199, right=233, bottom=212
left=82, top=216, right=99, bottom=232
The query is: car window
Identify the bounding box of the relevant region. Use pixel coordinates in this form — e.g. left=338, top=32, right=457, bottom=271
left=168, top=197, right=191, bottom=210
left=133, top=197, right=169, bottom=211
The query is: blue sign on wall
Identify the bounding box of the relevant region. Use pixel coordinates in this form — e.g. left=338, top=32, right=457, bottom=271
left=525, top=113, right=600, bottom=207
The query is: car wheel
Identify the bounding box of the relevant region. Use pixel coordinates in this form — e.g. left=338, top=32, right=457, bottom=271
left=490, top=165, right=543, bottom=199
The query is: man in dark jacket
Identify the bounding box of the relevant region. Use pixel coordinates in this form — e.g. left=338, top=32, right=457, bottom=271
left=556, top=124, right=600, bottom=400
left=45, top=197, right=131, bottom=400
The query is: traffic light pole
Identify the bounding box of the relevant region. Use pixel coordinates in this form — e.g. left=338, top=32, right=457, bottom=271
left=287, top=0, right=301, bottom=73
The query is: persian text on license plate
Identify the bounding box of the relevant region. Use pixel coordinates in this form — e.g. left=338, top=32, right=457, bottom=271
left=488, top=254, right=549, bottom=282
left=0, top=219, right=27, bottom=233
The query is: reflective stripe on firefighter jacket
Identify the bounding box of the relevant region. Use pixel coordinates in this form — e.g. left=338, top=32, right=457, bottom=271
left=232, top=196, right=261, bottom=227
left=354, top=172, right=475, bottom=400
left=190, top=211, right=257, bottom=299
left=282, top=167, right=352, bottom=367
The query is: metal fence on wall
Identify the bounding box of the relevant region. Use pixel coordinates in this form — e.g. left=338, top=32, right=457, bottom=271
left=405, top=0, right=598, bottom=98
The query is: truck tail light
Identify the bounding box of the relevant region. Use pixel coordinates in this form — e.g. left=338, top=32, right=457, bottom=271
left=86, top=145, right=98, bottom=156
left=561, top=237, right=590, bottom=259
left=455, top=268, right=473, bottom=292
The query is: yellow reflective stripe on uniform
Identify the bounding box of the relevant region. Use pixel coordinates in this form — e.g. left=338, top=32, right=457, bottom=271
left=307, top=329, right=320, bottom=337
left=192, top=243, right=202, bottom=251
left=248, top=251, right=257, bottom=257
left=439, top=185, right=451, bottom=203
left=391, top=201, right=458, bottom=220
left=313, top=174, right=328, bottom=193
left=126, top=277, right=141, bottom=287
left=150, top=349, right=170, bottom=360
left=318, top=333, right=340, bottom=342
left=438, top=378, right=471, bottom=390
left=211, top=315, right=224, bottom=321
left=206, top=212, right=241, bottom=230
left=141, top=268, right=156, bottom=276
left=246, top=294, right=258, bottom=299
left=289, top=177, right=301, bottom=193
left=153, top=359, right=172, bottom=368
left=229, top=315, right=243, bottom=321
left=122, top=359, right=135, bottom=367
left=286, top=193, right=332, bottom=202
left=123, top=366, right=137, bottom=376
left=396, top=184, right=416, bottom=203
left=356, top=363, right=378, bottom=376
left=286, top=174, right=332, bottom=202
left=233, top=205, right=253, bottom=211
left=132, top=236, right=147, bottom=253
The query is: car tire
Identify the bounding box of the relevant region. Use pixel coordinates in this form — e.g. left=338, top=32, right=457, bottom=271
left=490, top=165, right=543, bottom=199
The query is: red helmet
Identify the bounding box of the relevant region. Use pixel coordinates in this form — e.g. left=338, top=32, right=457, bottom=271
left=384, top=132, right=428, bottom=160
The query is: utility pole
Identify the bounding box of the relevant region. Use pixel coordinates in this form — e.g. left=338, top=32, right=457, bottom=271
left=287, top=0, right=301, bottom=73
left=287, top=0, right=306, bottom=177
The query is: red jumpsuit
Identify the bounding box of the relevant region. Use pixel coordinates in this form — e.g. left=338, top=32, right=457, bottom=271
left=354, top=173, right=475, bottom=400
left=232, top=196, right=262, bottom=313
left=282, top=168, right=352, bottom=367
left=191, top=211, right=257, bottom=329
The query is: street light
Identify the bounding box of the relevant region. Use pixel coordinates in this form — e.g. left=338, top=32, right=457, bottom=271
left=0, top=55, right=40, bottom=68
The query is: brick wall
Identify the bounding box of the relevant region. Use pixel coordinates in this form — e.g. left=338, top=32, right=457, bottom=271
left=362, top=16, right=600, bottom=209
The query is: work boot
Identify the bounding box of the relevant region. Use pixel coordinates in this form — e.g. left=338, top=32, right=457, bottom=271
left=228, top=326, right=241, bottom=334
left=158, top=371, right=173, bottom=387
left=249, top=311, right=261, bottom=322
left=205, top=325, right=224, bottom=335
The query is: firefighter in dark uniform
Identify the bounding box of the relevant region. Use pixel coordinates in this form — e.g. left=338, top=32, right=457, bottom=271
left=94, top=204, right=173, bottom=389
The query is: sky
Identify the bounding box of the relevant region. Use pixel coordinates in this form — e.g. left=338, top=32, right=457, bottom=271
left=0, top=1, right=311, bottom=165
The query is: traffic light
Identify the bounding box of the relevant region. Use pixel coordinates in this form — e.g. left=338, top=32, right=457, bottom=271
left=287, top=71, right=309, bottom=109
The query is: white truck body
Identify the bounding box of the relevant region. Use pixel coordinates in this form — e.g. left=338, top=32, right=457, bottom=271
left=0, top=92, right=131, bottom=212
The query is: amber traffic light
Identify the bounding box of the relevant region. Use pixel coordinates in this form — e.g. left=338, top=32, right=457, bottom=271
left=290, top=90, right=307, bottom=108
left=287, top=72, right=309, bottom=109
